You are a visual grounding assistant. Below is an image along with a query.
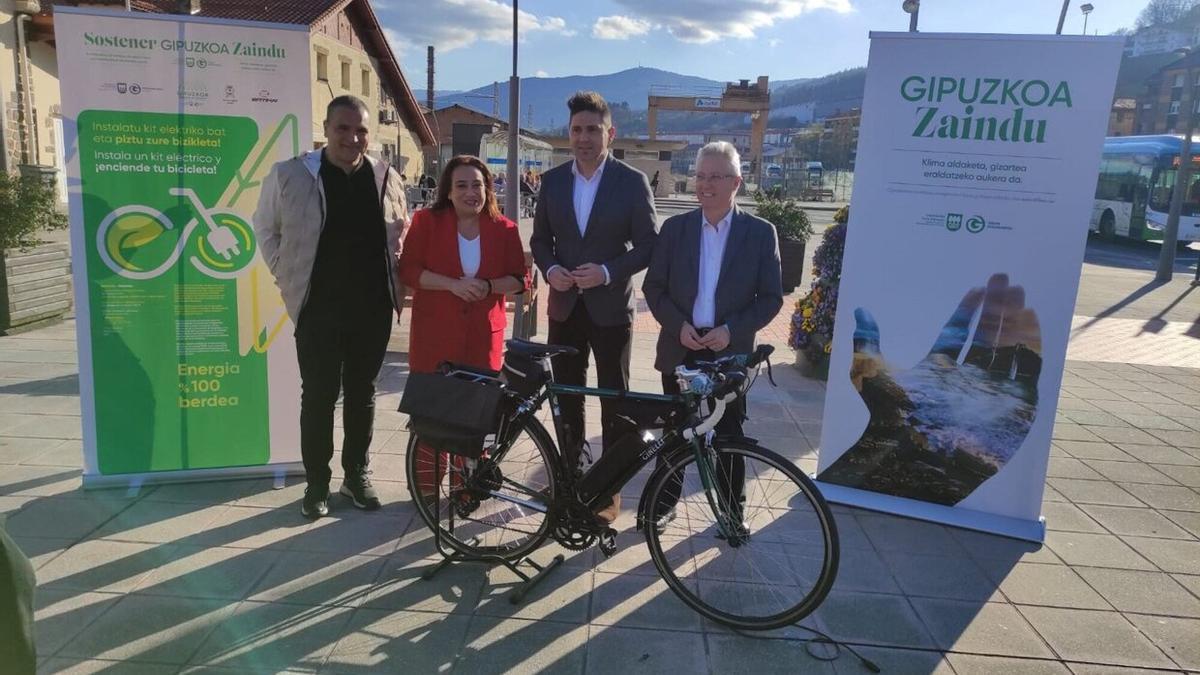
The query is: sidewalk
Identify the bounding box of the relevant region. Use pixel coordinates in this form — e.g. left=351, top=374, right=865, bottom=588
left=2, top=296, right=1199, bottom=673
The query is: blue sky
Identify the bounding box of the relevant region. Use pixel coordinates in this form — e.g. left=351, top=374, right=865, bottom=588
left=377, top=0, right=1144, bottom=91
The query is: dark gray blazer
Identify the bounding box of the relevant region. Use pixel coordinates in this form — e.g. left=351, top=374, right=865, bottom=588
left=642, top=206, right=784, bottom=372
left=529, top=155, right=658, bottom=326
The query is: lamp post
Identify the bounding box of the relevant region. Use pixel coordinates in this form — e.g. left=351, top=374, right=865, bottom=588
left=506, top=0, right=520, bottom=221
left=1056, top=0, right=1069, bottom=34
left=1158, top=50, right=1192, bottom=282
left=1080, top=3, right=1094, bottom=36
left=902, top=0, right=919, bottom=32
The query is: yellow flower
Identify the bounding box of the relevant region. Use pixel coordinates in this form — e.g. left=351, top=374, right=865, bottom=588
left=824, top=343, right=832, bottom=354
left=802, top=308, right=813, bottom=318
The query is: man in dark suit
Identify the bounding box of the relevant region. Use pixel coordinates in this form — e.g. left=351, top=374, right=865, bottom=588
left=530, top=91, right=658, bottom=522
left=643, top=141, right=783, bottom=521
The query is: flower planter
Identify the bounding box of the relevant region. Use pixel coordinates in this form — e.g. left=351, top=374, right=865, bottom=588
left=794, top=349, right=830, bottom=381
left=1, top=243, right=72, bottom=334
left=778, top=238, right=806, bottom=294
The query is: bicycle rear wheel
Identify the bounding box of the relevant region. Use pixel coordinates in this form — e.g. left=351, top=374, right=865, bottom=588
left=406, top=415, right=558, bottom=560
left=643, top=439, right=839, bottom=631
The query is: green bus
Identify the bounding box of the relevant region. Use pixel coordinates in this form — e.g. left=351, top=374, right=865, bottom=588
left=1092, top=135, right=1200, bottom=244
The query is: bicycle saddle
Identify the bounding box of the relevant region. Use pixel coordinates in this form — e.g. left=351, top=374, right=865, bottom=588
left=505, top=339, right=579, bottom=358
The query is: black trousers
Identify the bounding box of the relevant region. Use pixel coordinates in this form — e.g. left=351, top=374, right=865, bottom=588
left=294, top=303, right=393, bottom=491
left=547, top=301, right=632, bottom=455
left=654, top=348, right=747, bottom=514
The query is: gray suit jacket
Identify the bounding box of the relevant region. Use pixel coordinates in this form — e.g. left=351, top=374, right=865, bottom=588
left=529, top=155, right=658, bottom=326
left=643, top=206, right=784, bottom=372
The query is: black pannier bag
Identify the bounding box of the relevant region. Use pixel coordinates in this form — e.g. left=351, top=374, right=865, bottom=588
left=398, top=372, right=502, bottom=459
left=501, top=351, right=547, bottom=395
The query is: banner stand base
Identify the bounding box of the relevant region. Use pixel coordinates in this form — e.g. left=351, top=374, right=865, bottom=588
left=815, top=481, right=1047, bottom=544
left=82, top=463, right=305, bottom=491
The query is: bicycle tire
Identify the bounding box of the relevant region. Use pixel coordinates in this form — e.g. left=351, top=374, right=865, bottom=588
left=642, top=439, right=839, bottom=631
left=406, top=412, right=559, bottom=560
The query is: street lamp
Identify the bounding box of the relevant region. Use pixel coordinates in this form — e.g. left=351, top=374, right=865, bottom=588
left=1080, top=3, right=1094, bottom=36
left=902, top=0, right=919, bottom=32
left=1158, top=47, right=1192, bottom=282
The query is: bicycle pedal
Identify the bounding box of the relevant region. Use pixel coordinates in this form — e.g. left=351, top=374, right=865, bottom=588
left=597, top=528, right=618, bottom=558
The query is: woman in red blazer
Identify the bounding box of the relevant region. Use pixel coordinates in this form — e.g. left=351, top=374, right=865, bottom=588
left=401, top=156, right=528, bottom=501
left=400, top=155, right=529, bottom=373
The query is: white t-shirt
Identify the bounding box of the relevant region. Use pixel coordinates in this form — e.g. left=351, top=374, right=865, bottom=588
left=458, top=233, right=481, bottom=278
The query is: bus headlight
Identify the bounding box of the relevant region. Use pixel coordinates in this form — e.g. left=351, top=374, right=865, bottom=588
left=1147, top=219, right=1164, bottom=231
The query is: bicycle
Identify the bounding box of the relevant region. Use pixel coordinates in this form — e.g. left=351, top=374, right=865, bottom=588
left=96, top=186, right=255, bottom=280
left=404, top=340, right=839, bottom=631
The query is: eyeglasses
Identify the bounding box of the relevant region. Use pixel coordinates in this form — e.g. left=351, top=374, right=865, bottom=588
left=695, top=173, right=735, bottom=182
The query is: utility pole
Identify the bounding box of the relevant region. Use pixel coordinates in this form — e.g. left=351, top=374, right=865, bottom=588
left=505, top=0, right=520, bottom=222
left=1056, top=0, right=1069, bottom=34
left=1159, top=76, right=1192, bottom=282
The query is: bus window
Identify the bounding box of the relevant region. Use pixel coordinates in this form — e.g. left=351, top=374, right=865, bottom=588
left=1150, top=166, right=1200, bottom=216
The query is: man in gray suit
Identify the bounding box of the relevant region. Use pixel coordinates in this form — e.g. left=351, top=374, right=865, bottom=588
left=643, top=141, right=783, bottom=518
left=530, top=91, right=657, bottom=521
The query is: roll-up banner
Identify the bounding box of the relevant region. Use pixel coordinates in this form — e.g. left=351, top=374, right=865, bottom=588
left=56, top=8, right=311, bottom=486
left=815, top=33, right=1124, bottom=541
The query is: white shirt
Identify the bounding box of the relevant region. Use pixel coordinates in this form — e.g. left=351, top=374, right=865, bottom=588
left=458, top=233, right=481, bottom=278
left=571, top=157, right=606, bottom=236
left=692, top=209, right=734, bottom=329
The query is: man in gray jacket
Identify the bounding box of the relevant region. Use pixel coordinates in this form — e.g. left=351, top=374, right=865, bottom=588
left=254, top=95, right=407, bottom=518
left=529, top=91, right=657, bottom=522
left=643, top=141, right=783, bottom=523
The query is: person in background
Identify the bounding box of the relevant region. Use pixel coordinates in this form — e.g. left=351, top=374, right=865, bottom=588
left=529, top=90, right=657, bottom=523
left=642, top=140, right=783, bottom=529
left=399, top=155, right=529, bottom=500
left=254, top=95, right=408, bottom=519
left=650, top=170, right=660, bottom=195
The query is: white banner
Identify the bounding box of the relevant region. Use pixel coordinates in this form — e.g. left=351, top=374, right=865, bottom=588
left=815, top=33, right=1124, bottom=541
left=56, top=8, right=311, bottom=486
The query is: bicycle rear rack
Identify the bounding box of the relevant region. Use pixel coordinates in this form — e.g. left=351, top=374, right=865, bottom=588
left=421, top=450, right=565, bottom=604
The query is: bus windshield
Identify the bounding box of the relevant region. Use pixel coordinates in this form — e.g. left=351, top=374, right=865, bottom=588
left=1149, top=165, right=1200, bottom=216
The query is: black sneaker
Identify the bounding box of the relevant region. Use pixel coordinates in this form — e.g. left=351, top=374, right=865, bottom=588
left=301, top=486, right=329, bottom=519
left=340, top=470, right=381, bottom=510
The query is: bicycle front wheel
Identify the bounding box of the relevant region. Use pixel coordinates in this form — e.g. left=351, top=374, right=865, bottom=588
left=406, top=415, right=558, bottom=560
left=643, top=439, right=839, bottom=631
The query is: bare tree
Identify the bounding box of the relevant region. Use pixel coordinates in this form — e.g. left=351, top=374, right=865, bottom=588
left=1136, top=0, right=1200, bottom=29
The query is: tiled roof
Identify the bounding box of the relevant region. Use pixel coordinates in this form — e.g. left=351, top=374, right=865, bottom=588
left=128, top=0, right=344, bottom=26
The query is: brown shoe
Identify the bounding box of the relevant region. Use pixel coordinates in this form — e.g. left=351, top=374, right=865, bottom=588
left=594, top=494, right=621, bottom=524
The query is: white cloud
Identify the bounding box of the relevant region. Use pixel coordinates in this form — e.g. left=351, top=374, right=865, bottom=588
left=592, top=15, right=653, bottom=40
left=534, top=69, right=549, bottom=77
left=379, top=0, right=572, bottom=53
left=611, top=0, right=850, bottom=44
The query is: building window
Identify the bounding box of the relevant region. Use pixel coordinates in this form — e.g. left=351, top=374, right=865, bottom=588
left=316, top=52, right=328, bottom=81
left=1174, top=73, right=1185, bottom=88
left=341, top=61, right=351, bottom=90
left=361, top=69, right=370, bottom=97
left=1169, top=100, right=1181, bottom=115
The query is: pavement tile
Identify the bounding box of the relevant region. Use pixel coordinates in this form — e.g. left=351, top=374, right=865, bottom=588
left=1115, top=414, right=1191, bottom=431
left=1147, top=429, right=1200, bottom=448
left=1155, top=464, right=1200, bottom=488
left=1117, top=483, right=1200, bottom=512
left=89, top=501, right=227, bottom=543
left=1162, top=510, right=1200, bottom=539
left=1047, top=457, right=1107, bottom=481
left=3, top=497, right=127, bottom=539
left=879, top=550, right=999, bottom=601
left=947, top=654, right=1071, bottom=674
left=1042, top=501, right=1107, bottom=534
left=1044, top=531, right=1156, bottom=570
left=362, top=555, right=487, bottom=614
left=993, top=562, right=1110, bottom=610
left=285, top=510, right=408, bottom=556
left=248, top=551, right=387, bottom=608
left=589, top=571, right=703, bottom=631
left=9, top=535, right=73, bottom=570
left=1082, top=460, right=1178, bottom=486
left=456, top=616, right=587, bottom=675
left=1115, top=444, right=1200, bottom=466
left=1089, top=400, right=1157, bottom=415
left=1045, top=478, right=1144, bottom=507
left=1172, top=573, right=1200, bottom=599
left=22, top=439, right=85, bottom=468
left=1125, top=614, right=1200, bottom=671
left=191, top=600, right=353, bottom=672
left=828, top=645, right=953, bottom=674
left=950, top=528, right=1063, bottom=567
left=1089, top=427, right=1170, bottom=446
left=36, top=539, right=173, bottom=593
left=40, top=658, right=179, bottom=674
left=59, top=594, right=235, bottom=664
left=1061, top=410, right=1130, bottom=427
left=1019, top=607, right=1175, bottom=669
left=1066, top=665, right=1190, bottom=675
left=818, top=590, right=936, bottom=649
left=34, top=590, right=124, bottom=658
left=856, top=515, right=966, bottom=557
left=706, top=633, right=836, bottom=674
left=143, top=479, right=274, bottom=505
left=1053, top=423, right=1103, bottom=442
left=475, top=562, right=593, bottom=624
left=1053, top=441, right=1133, bottom=461
left=912, top=598, right=1052, bottom=657
left=1075, top=567, right=1200, bottom=617
left=1077, top=504, right=1194, bottom=539
left=1121, top=536, right=1200, bottom=575
left=186, top=504, right=313, bottom=550
left=321, top=608, right=467, bottom=674
left=0, top=436, right=69, bottom=465
left=584, top=625, right=706, bottom=675
left=829, top=545, right=902, bottom=594
left=135, top=546, right=281, bottom=600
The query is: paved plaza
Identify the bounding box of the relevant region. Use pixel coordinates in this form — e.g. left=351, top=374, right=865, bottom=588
left=1, top=229, right=1199, bottom=673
